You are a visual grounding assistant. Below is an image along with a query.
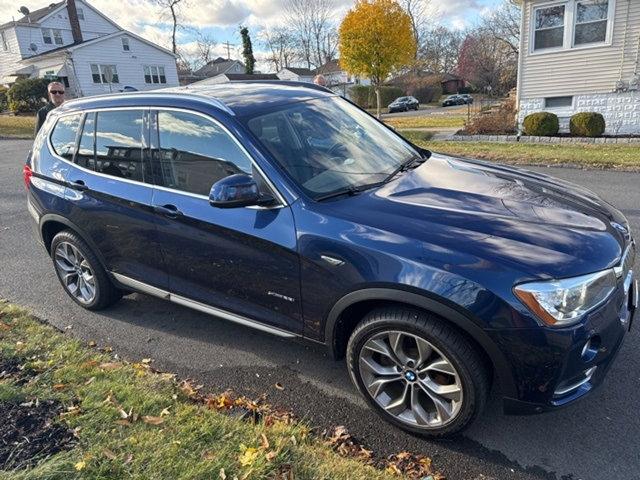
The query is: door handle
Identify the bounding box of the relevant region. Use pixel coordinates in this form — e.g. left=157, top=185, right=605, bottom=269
left=153, top=204, right=183, bottom=218
left=68, top=180, right=89, bottom=191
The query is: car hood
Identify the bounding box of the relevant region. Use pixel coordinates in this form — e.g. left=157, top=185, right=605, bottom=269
left=329, top=154, right=629, bottom=279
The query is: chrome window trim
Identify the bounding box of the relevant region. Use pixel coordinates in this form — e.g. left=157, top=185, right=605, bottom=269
left=111, top=273, right=297, bottom=338
left=47, top=106, right=288, bottom=208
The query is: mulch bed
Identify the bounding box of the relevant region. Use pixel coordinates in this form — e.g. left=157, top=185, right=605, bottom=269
left=0, top=356, right=77, bottom=471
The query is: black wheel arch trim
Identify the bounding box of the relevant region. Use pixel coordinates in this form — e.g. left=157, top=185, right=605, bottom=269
left=39, top=214, right=109, bottom=271
left=324, top=287, right=517, bottom=398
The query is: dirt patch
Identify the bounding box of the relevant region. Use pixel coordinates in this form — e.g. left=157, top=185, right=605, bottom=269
left=0, top=399, right=76, bottom=470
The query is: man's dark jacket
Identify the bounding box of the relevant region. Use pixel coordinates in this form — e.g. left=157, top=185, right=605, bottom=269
left=34, top=102, right=56, bottom=136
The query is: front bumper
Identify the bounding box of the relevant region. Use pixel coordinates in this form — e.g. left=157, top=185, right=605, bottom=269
left=499, top=271, right=636, bottom=415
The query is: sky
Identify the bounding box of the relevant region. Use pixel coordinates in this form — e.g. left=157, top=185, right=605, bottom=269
left=0, top=0, right=501, bottom=71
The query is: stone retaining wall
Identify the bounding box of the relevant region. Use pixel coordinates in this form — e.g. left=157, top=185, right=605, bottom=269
left=450, top=134, right=640, bottom=144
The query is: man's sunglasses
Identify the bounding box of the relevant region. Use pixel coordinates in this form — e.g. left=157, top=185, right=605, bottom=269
left=49, top=90, right=65, bottom=95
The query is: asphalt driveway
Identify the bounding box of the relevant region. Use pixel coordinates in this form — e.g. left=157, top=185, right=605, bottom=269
left=1, top=139, right=638, bottom=480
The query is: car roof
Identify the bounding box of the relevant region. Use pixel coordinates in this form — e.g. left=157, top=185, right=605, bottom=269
left=54, top=81, right=336, bottom=118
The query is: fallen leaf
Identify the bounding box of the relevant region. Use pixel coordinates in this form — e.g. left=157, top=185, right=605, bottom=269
left=84, top=376, right=96, bottom=386
left=219, top=468, right=227, bottom=479
left=142, top=415, right=164, bottom=425
left=103, top=448, right=117, bottom=460
left=74, top=461, right=86, bottom=471
left=274, top=382, right=284, bottom=391
left=265, top=451, right=277, bottom=462
left=124, top=454, right=133, bottom=465
left=238, top=447, right=260, bottom=467
left=119, top=408, right=131, bottom=419
left=88, top=340, right=97, bottom=347
left=141, top=358, right=152, bottom=364
left=160, top=407, right=171, bottom=417
left=260, top=433, right=270, bottom=450
left=19, top=401, right=34, bottom=407
left=53, top=383, right=66, bottom=390
left=202, top=450, right=216, bottom=461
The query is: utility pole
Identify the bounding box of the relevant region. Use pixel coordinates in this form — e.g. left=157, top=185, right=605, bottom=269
left=223, top=41, right=233, bottom=60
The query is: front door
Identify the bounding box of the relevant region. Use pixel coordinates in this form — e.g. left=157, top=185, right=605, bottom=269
left=148, top=109, right=302, bottom=334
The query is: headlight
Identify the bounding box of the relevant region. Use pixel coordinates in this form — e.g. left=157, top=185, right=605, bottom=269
left=514, top=269, right=617, bottom=327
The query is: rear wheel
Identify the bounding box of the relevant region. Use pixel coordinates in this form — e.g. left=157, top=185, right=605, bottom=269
left=346, top=306, right=490, bottom=437
left=51, top=230, right=122, bottom=310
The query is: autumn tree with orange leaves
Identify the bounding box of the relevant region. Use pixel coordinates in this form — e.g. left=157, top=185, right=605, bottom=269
left=339, top=0, right=416, bottom=117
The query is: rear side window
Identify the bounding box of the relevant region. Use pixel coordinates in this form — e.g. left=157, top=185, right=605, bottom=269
left=95, top=110, right=145, bottom=182
left=76, top=112, right=96, bottom=169
left=50, top=114, right=82, bottom=160
left=156, top=110, right=252, bottom=196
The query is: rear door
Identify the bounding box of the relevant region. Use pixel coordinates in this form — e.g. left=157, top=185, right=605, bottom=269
left=148, top=108, right=302, bottom=334
left=62, top=109, right=167, bottom=289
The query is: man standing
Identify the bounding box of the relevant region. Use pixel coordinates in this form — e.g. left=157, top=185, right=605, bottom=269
left=34, top=81, right=65, bottom=135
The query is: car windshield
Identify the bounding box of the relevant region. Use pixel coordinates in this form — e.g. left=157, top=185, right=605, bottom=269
left=244, top=97, right=420, bottom=199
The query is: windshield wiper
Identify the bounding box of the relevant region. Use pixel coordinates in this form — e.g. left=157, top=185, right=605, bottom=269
left=383, top=155, right=425, bottom=184
left=315, top=182, right=384, bottom=202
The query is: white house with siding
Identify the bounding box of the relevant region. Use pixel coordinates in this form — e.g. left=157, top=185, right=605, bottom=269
left=0, top=0, right=178, bottom=98
left=517, top=0, right=640, bottom=135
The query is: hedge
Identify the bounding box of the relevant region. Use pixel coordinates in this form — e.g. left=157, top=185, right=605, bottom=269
left=522, top=112, right=559, bottom=136
left=570, top=112, right=605, bottom=137
left=349, top=85, right=405, bottom=109
left=7, top=78, right=50, bottom=113
left=0, top=86, right=7, bottom=112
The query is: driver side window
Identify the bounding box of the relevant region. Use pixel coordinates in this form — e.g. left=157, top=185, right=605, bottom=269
left=155, top=110, right=253, bottom=196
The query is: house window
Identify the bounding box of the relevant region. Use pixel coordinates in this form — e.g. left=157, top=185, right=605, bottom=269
left=534, top=5, right=565, bottom=50
left=76, top=7, right=84, bottom=20
left=122, top=37, right=130, bottom=51
left=144, top=66, right=166, bottom=84
left=42, top=28, right=52, bottom=44
left=91, top=64, right=119, bottom=83
left=1, top=31, right=7, bottom=51
left=545, top=96, right=573, bottom=108
left=53, top=29, right=63, bottom=45
left=574, top=0, right=608, bottom=45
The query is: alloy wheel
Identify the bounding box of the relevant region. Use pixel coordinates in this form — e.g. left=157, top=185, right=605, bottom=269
left=358, top=330, right=463, bottom=428
left=53, top=241, right=97, bottom=304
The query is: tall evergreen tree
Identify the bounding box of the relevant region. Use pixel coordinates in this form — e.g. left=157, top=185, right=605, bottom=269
left=240, top=26, right=256, bottom=74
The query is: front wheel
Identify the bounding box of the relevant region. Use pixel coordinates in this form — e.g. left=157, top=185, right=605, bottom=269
left=346, top=306, right=490, bottom=437
left=51, top=230, right=122, bottom=310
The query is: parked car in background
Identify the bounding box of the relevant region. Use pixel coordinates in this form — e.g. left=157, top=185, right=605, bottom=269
left=442, top=95, right=465, bottom=107
left=388, top=96, right=419, bottom=112
left=26, top=82, right=636, bottom=438
left=460, top=94, right=473, bottom=104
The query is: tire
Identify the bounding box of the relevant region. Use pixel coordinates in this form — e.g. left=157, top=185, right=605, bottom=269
left=346, top=306, right=490, bottom=437
left=50, top=230, right=122, bottom=310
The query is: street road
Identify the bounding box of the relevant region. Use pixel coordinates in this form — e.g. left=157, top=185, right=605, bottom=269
left=1, top=139, right=638, bottom=480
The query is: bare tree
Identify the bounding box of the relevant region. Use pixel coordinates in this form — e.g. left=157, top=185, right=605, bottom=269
left=420, top=26, right=464, bottom=74
left=195, top=33, right=216, bottom=68
left=397, top=0, right=434, bottom=62
left=478, top=0, right=521, bottom=56
left=154, top=0, right=187, bottom=54
left=286, top=0, right=337, bottom=69
left=260, top=27, right=297, bottom=72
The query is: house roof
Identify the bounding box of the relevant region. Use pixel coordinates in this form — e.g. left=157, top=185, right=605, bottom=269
left=282, top=67, right=314, bottom=76
left=193, top=58, right=244, bottom=77
left=18, top=1, right=65, bottom=23
left=316, top=59, right=341, bottom=74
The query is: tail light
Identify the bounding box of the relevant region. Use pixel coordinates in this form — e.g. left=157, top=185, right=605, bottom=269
left=23, top=164, right=33, bottom=189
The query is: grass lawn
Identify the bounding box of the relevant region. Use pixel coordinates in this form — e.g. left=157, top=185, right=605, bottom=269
left=384, top=115, right=466, bottom=130
left=0, top=116, right=35, bottom=138
left=0, top=302, right=439, bottom=480
left=412, top=140, right=640, bottom=169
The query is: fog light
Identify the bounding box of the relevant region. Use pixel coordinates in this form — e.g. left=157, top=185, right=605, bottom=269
left=581, top=335, right=600, bottom=362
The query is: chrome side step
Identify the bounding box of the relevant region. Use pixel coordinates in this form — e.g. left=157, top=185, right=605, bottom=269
left=111, top=273, right=296, bottom=338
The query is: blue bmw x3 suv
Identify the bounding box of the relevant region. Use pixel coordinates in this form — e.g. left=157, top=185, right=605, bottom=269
left=26, top=82, right=636, bottom=436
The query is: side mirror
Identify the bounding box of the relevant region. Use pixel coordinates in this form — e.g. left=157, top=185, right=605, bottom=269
left=209, top=174, right=275, bottom=209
